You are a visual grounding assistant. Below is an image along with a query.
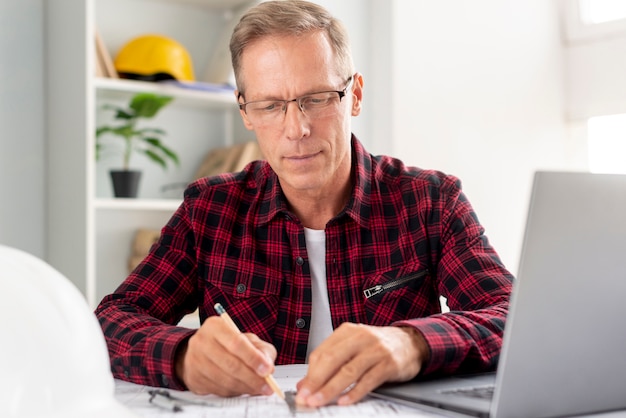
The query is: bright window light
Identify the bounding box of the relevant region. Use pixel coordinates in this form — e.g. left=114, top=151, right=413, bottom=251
left=587, top=114, right=626, bottom=175
left=578, top=0, right=626, bottom=24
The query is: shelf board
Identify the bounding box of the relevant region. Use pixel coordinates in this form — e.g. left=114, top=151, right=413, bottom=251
left=95, top=77, right=237, bottom=109
left=95, top=197, right=182, bottom=211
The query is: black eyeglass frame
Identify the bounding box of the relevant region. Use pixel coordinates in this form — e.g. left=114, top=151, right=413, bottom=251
left=237, top=75, right=354, bottom=115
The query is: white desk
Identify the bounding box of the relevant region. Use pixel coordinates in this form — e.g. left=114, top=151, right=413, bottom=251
left=114, top=364, right=440, bottom=418
left=114, top=365, right=626, bottom=418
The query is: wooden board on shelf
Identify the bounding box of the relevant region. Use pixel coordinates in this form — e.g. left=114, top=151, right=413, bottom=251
left=95, top=28, right=118, bottom=79
left=194, top=141, right=263, bottom=179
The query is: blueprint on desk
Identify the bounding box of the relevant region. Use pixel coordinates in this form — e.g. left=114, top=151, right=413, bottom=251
left=114, top=364, right=444, bottom=418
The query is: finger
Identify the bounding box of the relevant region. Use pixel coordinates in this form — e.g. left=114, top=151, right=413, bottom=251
left=209, top=320, right=279, bottom=394
left=182, top=330, right=256, bottom=396
left=246, top=332, right=278, bottom=366
left=212, top=336, right=274, bottom=394
left=182, top=316, right=273, bottom=396
left=296, top=324, right=425, bottom=407
left=301, top=348, right=377, bottom=407
left=336, top=361, right=389, bottom=405
left=219, top=327, right=274, bottom=375
left=297, top=331, right=355, bottom=399
left=187, top=349, right=267, bottom=397
left=296, top=323, right=364, bottom=404
left=331, top=327, right=427, bottom=405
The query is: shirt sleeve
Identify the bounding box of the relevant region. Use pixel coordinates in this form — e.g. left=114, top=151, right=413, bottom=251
left=95, top=201, right=199, bottom=390
left=394, top=174, right=514, bottom=375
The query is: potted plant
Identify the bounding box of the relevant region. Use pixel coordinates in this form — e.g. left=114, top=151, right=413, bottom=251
left=96, top=92, right=179, bottom=198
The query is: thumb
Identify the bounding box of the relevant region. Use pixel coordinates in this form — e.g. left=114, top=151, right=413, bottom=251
left=245, top=332, right=278, bottom=363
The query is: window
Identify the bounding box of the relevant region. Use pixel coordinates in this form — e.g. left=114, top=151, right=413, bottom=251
left=562, top=0, right=626, bottom=43
left=578, top=0, right=626, bottom=25
left=587, top=114, right=626, bottom=174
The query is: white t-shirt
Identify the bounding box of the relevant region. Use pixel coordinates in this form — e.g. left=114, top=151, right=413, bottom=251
left=303, top=227, right=334, bottom=362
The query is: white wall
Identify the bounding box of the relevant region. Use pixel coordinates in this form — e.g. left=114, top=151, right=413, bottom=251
left=560, top=1, right=626, bottom=177
left=0, top=0, right=46, bottom=258
left=389, top=0, right=571, bottom=274
left=559, top=0, right=626, bottom=122
left=566, top=36, right=626, bottom=120
left=0, top=0, right=615, bottom=276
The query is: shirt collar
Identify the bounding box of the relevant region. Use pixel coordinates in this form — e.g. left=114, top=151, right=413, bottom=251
left=343, top=135, right=373, bottom=228
left=255, top=134, right=374, bottom=229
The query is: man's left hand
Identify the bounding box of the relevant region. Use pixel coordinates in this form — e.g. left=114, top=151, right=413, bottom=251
left=295, top=323, right=429, bottom=407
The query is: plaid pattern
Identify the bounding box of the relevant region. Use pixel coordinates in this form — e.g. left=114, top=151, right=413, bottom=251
left=96, top=136, right=513, bottom=390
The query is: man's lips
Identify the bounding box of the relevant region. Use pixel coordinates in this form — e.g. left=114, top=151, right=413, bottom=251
left=284, top=151, right=320, bottom=160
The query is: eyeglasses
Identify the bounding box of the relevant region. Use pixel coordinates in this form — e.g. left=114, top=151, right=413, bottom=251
left=238, top=76, right=354, bottom=126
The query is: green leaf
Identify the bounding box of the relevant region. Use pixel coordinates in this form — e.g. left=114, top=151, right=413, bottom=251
left=112, top=126, right=135, bottom=139
left=143, top=137, right=180, bottom=167
left=138, top=127, right=166, bottom=136
left=130, top=93, right=174, bottom=118
left=96, top=126, right=114, bottom=137
left=142, top=149, right=167, bottom=169
left=143, top=137, right=162, bottom=146
left=157, top=144, right=180, bottom=166
left=114, top=109, right=135, bottom=120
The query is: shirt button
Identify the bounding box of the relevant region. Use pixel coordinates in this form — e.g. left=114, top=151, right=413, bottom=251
left=236, top=283, right=246, bottom=294
left=295, top=256, right=304, bottom=266
left=124, top=369, right=130, bottom=378
left=161, top=374, right=169, bottom=386
left=295, top=318, right=306, bottom=328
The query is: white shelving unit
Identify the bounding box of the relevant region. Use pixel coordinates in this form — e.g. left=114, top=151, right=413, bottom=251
left=46, top=0, right=255, bottom=308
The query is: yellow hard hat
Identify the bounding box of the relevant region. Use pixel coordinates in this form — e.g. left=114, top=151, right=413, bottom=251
left=114, top=34, right=195, bottom=82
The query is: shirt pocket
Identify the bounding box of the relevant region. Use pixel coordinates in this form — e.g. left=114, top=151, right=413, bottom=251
left=205, top=262, right=284, bottom=301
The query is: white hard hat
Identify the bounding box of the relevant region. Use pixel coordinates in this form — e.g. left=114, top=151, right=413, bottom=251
left=0, top=245, right=138, bottom=418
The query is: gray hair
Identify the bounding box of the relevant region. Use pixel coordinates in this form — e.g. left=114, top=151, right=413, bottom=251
left=230, top=0, right=354, bottom=94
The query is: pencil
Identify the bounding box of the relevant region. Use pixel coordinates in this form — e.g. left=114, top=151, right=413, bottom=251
left=214, top=303, right=285, bottom=400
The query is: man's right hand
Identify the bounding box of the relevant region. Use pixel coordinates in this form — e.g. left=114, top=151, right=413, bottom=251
left=175, top=315, right=277, bottom=397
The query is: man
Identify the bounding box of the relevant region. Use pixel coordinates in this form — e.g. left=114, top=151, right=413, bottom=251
left=96, top=0, right=514, bottom=408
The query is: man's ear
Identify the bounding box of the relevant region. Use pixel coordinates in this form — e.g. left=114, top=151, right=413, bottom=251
left=350, top=73, right=364, bottom=117
left=235, top=90, right=254, bottom=130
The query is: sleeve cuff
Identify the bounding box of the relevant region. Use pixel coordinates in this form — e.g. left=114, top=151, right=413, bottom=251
left=393, top=316, right=470, bottom=376
left=146, top=326, right=197, bottom=390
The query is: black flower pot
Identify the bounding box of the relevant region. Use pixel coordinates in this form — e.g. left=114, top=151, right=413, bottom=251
left=110, top=170, right=142, bottom=198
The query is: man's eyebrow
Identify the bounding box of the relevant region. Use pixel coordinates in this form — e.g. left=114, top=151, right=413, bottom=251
left=244, top=83, right=342, bottom=101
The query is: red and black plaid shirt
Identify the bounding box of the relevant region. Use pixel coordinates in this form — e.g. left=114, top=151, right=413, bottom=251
left=96, top=135, right=513, bottom=390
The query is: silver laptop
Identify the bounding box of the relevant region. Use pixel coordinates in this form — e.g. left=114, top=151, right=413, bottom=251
left=371, top=171, right=626, bottom=417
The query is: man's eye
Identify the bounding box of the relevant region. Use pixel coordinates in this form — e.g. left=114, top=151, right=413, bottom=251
left=251, top=101, right=281, bottom=112
left=262, top=102, right=280, bottom=111
left=303, top=96, right=325, bottom=106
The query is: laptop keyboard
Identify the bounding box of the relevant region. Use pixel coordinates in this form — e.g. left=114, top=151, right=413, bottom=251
left=441, top=385, right=495, bottom=400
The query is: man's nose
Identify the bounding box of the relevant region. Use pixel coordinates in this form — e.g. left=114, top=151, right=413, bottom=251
left=282, top=98, right=304, bottom=114
left=283, top=99, right=309, bottom=140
